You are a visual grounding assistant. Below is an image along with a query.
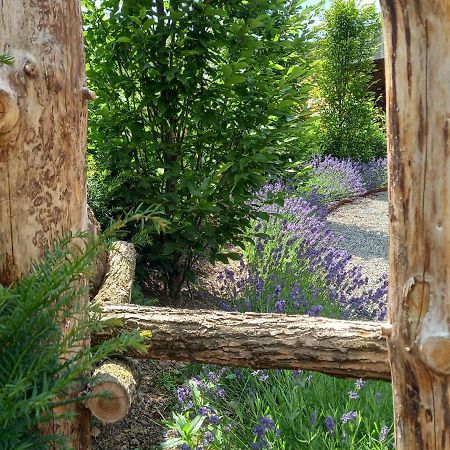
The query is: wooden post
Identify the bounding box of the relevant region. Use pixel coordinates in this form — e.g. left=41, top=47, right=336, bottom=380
left=380, top=0, right=450, bottom=448
left=0, top=2, right=90, bottom=448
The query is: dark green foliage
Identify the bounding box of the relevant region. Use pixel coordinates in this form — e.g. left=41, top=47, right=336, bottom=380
left=316, top=0, right=385, bottom=161
left=83, top=0, right=317, bottom=299
left=0, top=217, right=152, bottom=449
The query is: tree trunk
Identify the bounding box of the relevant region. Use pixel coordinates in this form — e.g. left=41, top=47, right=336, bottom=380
left=93, top=305, right=391, bottom=380
left=380, top=0, right=450, bottom=448
left=0, top=2, right=90, bottom=448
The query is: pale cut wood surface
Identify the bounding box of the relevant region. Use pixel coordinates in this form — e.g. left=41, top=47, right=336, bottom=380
left=93, top=305, right=391, bottom=380
left=86, top=360, right=138, bottom=423
left=380, top=0, right=450, bottom=448
left=0, top=2, right=90, bottom=448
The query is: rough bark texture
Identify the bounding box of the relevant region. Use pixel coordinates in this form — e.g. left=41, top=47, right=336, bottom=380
left=87, top=205, right=107, bottom=297
left=86, top=359, right=138, bottom=423
left=93, top=241, right=136, bottom=305
left=93, top=305, right=391, bottom=380
left=380, top=0, right=450, bottom=448
left=89, top=241, right=139, bottom=423
left=0, top=2, right=90, bottom=448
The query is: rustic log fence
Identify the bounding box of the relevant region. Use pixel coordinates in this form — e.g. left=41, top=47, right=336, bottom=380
left=0, top=0, right=449, bottom=448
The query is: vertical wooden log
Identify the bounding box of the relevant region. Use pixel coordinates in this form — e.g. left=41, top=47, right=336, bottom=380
left=0, top=2, right=90, bottom=449
left=380, top=1, right=450, bottom=448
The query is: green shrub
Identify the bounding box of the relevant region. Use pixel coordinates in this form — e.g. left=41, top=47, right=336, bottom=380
left=83, top=0, right=318, bottom=301
left=316, top=0, right=385, bottom=161
left=0, top=219, right=151, bottom=449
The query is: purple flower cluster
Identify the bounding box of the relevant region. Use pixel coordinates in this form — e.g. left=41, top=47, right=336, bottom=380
left=305, top=156, right=387, bottom=207
left=310, top=156, right=365, bottom=200
left=341, top=411, right=358, bottom=424
left=379, top=425, right=389, bottom=442
left=357, top=157, right=388, bottom=191
left=219, top=188, right=388, bottom=320
left=177, top=385, right=193, bottom=410
left=251, top=416, right=278, bottom=449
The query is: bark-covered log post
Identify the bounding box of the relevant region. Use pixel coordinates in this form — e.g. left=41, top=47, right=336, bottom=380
left=380, top=1, right=450, bottom=448
left=93, top=241, right=137, bottom=305
left=0, top=2, right=90, bottom=448
left=94, top=306, right=392, bottom=380
left=87, top=241, right=140, bottom=423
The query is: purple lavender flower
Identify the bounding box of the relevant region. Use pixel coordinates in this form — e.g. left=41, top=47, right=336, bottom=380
left=306, top=304, right=323, bottom=316
left=308, top=156, right=366, bottom=204
left=202, top=431, right=214, bottom=445
left=214, top=387, right=225, bottom=399
left=207, top=371, right=220, bottom=383
left=325, top=416, right=335, bottom=433
left=348, top=391, right=359, bottom=400
left=309, top=411, right=318, bottom=425
left=259, top=417, right=274, bottom=429
left=341, top=411, right=358, bottom=424
left=177, top=385, right=192, bottom=405
left=375, top=391, right=382, bottom=403
left=250, top=440, right=268, bottom=450
left=274, top=300, right=286, bottom=313
left=253, top=416, right=275, bottom=440
left=180, top=445, right=191, bottom=450
left=198, top=406, right=211, bottom=416
left=355, top=378, right=365, bottom=390
left=379, top=425, right=389, bottom=442
left=252, top=370, right=269, bottom=382
left=224, top=268, right=235, bottom=280
left=209, top=414, right=221, bottom=425
left=253, top=424, right=267, bottom=439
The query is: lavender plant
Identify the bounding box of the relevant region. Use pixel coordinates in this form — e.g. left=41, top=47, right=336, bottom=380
left=300, top=156, right=387, bottom=206
left=163, top=366, right=393, bottom=449
left=162, top=157, right=392, bottom=449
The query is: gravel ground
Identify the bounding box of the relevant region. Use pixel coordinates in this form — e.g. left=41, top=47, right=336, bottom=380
left=327, top=192, right=389, bottom=284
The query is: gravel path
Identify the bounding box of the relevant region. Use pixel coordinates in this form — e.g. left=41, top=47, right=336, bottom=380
left=327, top=192, right=389, bottom=284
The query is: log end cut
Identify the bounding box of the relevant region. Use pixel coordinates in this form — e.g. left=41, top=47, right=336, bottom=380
left=86, top=360, right=137, bottom=423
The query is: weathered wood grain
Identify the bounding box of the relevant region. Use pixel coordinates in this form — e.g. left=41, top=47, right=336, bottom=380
left=380, top=0, right=450, bottom=448
left=0, top=2, right=90, bottom=448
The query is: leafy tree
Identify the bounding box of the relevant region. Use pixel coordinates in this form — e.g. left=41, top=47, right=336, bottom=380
left=83, top=0, right=317, bottom=301
left=316, top=0, right=385, bottom=161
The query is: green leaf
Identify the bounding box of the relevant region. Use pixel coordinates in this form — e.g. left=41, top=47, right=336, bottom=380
left=190, top=415, right=206, bottom=435
left=116, top=36, right=131, bottom=43
left=139, top=7, right=147, bottom=19
left=161, top=438, right=184, bottom=448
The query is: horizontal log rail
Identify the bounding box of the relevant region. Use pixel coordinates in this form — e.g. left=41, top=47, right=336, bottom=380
left=93, top=305, right=391, bottom=381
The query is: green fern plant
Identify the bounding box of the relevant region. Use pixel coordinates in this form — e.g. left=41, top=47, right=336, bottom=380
left=0, top=209, right=158, bottom=449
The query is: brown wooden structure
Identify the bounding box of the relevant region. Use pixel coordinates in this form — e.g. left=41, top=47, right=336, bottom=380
left=0, top=0, right=449, bottom=448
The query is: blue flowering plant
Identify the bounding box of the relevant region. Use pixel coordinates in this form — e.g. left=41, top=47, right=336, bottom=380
left=299, top=156, right=387, bottom=207
left=163, top=156, right=392, bottom=449
left=163, top=365, right=393, bottom=449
